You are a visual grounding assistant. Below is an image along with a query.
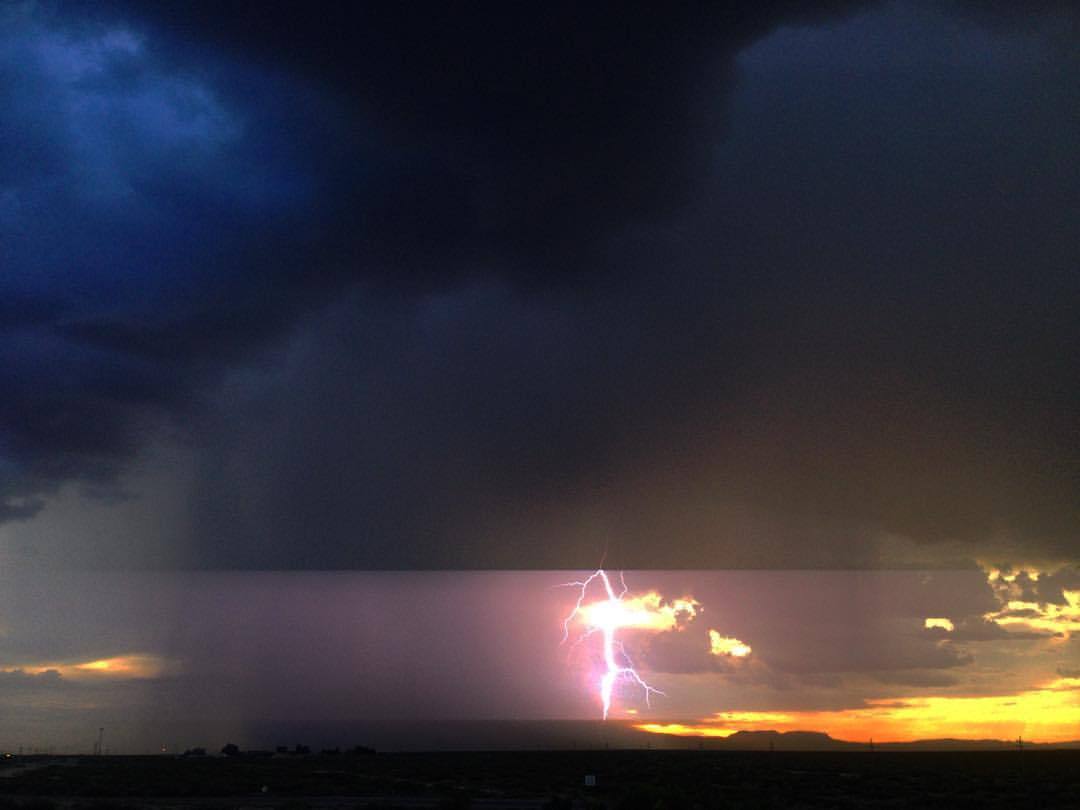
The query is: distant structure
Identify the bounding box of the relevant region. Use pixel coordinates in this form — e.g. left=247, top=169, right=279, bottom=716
left=93, top=728, right=104, bottom=756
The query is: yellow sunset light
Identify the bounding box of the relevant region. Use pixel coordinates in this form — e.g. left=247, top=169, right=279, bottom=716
left=634, top=677, right=1080, bottom=743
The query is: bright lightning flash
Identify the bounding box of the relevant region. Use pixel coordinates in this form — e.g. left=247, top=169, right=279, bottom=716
left=561, top=569, right=697, bottom=720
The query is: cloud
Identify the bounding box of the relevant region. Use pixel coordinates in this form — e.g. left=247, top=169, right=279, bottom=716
left=570, top=589, right=699, bottom=635
left=0, top=6, right=325, bottom=521
left=952, top=617, right=1042, bottom=641
left=709, top=631, right=752, bottom=658
left=981, top=565, right=1080, bottom=637
left=0, top=0, right=877, bottom=538
left=0, top=1, right=1076, bottom=572
left=920, top=612, right=1047, bottom=642
left=924, top=618, right=955, bottom=632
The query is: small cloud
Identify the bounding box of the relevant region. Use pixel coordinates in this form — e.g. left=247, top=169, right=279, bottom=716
left=924, top=617, right=954, bottom=632
left=709, top=630, right=752, bottom=658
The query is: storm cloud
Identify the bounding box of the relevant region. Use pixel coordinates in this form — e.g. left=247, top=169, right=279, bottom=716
left=0, top=1, right=1076, bottom=568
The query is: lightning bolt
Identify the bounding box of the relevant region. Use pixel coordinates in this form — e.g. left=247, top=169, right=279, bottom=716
left=560, top=569, right=666, bottom=720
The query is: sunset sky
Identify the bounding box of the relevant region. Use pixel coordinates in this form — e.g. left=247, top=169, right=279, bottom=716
left=1, top=1, right=1077, bottom=751
left=0, top=568, right=1077, bottom=752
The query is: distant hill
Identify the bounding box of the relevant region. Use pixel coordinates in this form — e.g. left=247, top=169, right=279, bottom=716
left=715, top=730, right=854, bottom=751
left=674, top=728, right=1080, bottom=752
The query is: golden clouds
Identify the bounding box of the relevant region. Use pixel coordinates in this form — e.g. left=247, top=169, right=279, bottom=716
left=987, top=590, right=1080, bottom=635
left=982, top=564, right=1080, bottom=637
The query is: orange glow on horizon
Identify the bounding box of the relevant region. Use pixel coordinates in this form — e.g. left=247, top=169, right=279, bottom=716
left=634, top=678, right=1080, bottom=744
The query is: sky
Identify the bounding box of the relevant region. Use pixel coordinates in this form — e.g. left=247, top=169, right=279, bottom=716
left=0, top=1, right=1077, bottom=750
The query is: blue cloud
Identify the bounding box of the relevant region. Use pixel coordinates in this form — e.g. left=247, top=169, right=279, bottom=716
left=0, top=7, right=328, bottom=515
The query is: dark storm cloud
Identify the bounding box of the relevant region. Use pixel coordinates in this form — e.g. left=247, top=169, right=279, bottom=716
left=100, top=1, right=883, bottom=284
left=0, top=5, right=329, bottom=520
left=177, top=2, right=1078, bottom=568
left=1, top=2, right=1076, bottom=569
left=0, top=1, right=872, bottom=532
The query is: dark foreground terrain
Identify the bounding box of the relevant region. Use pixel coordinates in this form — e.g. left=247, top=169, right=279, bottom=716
left=1, top=750, right=1077, bottom=809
